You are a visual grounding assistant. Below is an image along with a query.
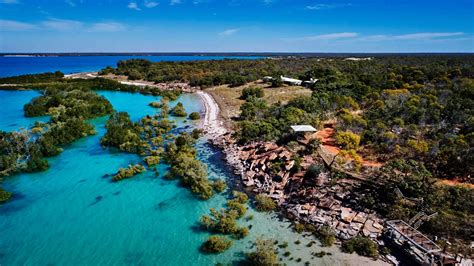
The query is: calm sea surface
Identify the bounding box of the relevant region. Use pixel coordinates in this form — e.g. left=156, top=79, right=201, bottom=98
left=0, top=56, right=383, bottom=265
left=0, top=55, right=261, bottom=77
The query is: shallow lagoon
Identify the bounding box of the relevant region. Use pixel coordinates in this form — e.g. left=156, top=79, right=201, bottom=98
left=0, top=90, right=384, bottom=265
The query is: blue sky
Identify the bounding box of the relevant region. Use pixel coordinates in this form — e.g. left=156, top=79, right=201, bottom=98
left=0, top=0, right=473, bottom=52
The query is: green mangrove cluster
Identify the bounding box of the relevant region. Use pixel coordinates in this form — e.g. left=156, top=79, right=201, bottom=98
left=200, top=191, right=250, bottom=239
left=0, top=72, right=182, bottom=198
left=101, top=112, right=174, bottom=154
left=1, top=85, right=114, bottom=178
left=112, top=164, right=146, bottom=182
left=163, top=132, right=219, bottom=199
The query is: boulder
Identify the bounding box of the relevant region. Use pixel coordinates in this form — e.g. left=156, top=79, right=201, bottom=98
left=340, top=207, right=357, bottom=223
left=318, top=197, right=336, bottom=209
left=353, top=212, right=368, bottom=224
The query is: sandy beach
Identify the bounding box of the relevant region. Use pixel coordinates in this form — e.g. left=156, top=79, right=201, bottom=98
left=196, top=90, right=227, bottom=137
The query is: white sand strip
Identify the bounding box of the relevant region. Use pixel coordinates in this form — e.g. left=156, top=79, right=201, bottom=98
left=196, top=90, right=227, bottom=137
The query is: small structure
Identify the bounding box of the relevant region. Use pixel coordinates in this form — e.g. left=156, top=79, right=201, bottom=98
left=344, top=57, right=372, bottom=61
left=292, top=125, right=317, bottom=144
left=291, top=125, right=317, bottom=133
left=385, top=220, right=462, bottom=265
left=280, top=76, right=303, bottom=86
left=263, top=76, right=317, bottom=87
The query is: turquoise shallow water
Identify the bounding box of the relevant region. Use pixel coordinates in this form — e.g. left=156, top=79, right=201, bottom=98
left=0, top=91, right=383, bottom=265
left=0, top=90, right=49, bottom=132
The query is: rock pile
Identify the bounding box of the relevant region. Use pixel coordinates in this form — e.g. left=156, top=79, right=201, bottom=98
left=153, top=82, right=198, bottom=93
left=212, top=135, right=385, bottom=240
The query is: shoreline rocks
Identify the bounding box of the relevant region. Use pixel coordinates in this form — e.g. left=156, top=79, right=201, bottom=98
left=210, top=135, right=385, bottom=242
left=197, top=90, right=385, bottom=245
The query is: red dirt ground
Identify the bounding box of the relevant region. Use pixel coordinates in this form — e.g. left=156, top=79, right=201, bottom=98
left=313, top=126, right=382, bottom=168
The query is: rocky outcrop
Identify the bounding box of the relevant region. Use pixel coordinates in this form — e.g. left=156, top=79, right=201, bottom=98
left=211, top=136, right=385, bottom=241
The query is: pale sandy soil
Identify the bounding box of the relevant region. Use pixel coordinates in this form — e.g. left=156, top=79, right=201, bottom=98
left=196, top=90, right=227, bottom=137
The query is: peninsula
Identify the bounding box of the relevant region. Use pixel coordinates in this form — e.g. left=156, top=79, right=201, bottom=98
left=1, top=55, right=472, bottom=265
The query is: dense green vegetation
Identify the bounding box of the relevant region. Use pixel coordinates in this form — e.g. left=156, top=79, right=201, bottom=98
left=2, top=74, right=182, bottom=99
left=102, top=56, right=473, bottom=180
left=228, top=56, right=473, bottom=181
left=200, top=191, right=249, bottom=238
left=112, top=164, right=146, bottom=182
left=164, top=132, right=216, bottom=199
left=1, top=83, right=115, bottom=178
left=169, top=102, right=187, bottom=117
left=245, top=238, right=279, bottom=266
left=359, top=159, right=473, bottom=253
left=101, top=112, right=147, bottom=154
left=0, top=71, right=64, bottom=84
left=104, top=56, right=473, bottom=256
left=0, top=73, right=182, bottom=200
left=101, top=111, right=174, bottom=155
left=341, top=236, right=379, bottom=258
left=0, top=186, right=12, bottom=203
left=315, top=226, right=337, bottom=247
left=212, top=179, right=227, bottom=192
left=24, top=87, right=113, bottom=118
left=201, top=235, right=233, bottom=253
left=254, top=194, right=277, bottom=212
left=188, top=112, right=201, bottom=120
left=240, top=87, right=264, bottom=100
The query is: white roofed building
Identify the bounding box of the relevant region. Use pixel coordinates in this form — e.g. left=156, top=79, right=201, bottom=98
left=291, top=125, right=317, bottom=133
left=281, top=76, right=303, bottom=86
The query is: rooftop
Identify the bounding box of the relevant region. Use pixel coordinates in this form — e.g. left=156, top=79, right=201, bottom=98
left=291, top=125, right=317, bottom=132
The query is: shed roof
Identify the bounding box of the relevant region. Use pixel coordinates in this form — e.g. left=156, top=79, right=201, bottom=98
left=291, top=125, right=317, bottom=132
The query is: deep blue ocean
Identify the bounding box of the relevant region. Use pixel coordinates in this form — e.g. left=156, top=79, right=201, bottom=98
left=0, top=56, right=381, bottom=265
left=0, top=55, right=261, bottom=77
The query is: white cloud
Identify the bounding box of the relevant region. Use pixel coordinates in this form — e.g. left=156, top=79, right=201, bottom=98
left=392, top=32, right=464, bottom=40
left=144, top=0, right=158, bottom=8
left=293, top=32, right=358, bottom=41
left=170, top=0, right=181, bottom=4
left=0, top=0, right=19, bottom=4
left=0, top=18, right=126, bottom=33
left=306, top=3, right=351, bottom=10
left=128, top=2, right=141, bottom=10
left=0, top=19, right=35, bottom=31
left=42, top=18, right=83, bottom=31
left=88, top=22, right=126, bottom=32
left=361, top=32, right=465, bottom=41
left=219, top=28, right=239, bottom=36
left=65, top=0, right=76, bottom=7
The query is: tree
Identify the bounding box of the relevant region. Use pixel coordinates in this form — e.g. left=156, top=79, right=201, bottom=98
left=335, top=131, right=361, bottom=150
left=188, top=112, right=201, bottom=120
left=271, top=77, right=283, bottom=87
left=254, top=194, right=276, bottom=212
left=246, top=238, right=279, bottom=266
left=201, top=235, right=233, bottom=253
left=200, top=208, right=239, bottom=234
left=0, top=187, right=12, bottom=203
left=342, top=236, right=379, bottom=258
left=112, top=164, right=146, bottom=181
left=316, top=226, right=336, bottom=247
left=212, top=179, right=227, bottom=193
left=169, top=102, right=187, bottom=117
left=241, top=87, right=264, bottom=100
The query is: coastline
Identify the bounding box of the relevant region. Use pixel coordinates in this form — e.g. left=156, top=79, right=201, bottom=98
left=196, top=91, right=227, bottom=137
left=196, top=89, right=397, bottom=265
left=196, top=90, right=248, bottom=180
